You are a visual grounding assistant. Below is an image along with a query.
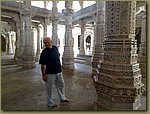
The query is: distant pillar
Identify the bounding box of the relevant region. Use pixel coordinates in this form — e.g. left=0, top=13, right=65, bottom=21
left=17, top=16, right=25, bottom=66
left=79, top=20, right=85, bottom=55
left=35, top=25, right=41, bottom=62
left=14, top=21, right=21, bottom=60
left=52, top=1, right=59, bottom=47
left=7, top=32, right=13, bottom=55
left=41, top=18, right=48, bottom=49
left=43, top=18, right=48, bottom=38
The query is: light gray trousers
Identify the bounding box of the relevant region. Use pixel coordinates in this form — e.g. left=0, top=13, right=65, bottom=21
left=45, top=72, right=66, bottom=105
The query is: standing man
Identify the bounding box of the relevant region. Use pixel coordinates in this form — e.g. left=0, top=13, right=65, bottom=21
left=39, top=37, right=69, bottom=108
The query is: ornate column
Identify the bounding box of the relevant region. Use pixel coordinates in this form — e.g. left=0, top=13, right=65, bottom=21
left=93, top=1, right=144, bottom=110
left=92, top=1, right=105, bottom=79
left=62, top=1, right=74, bottom=70
left=17, top=14, right=25, bottom=65
left=14, top=21, right=21, bottom=60
left=79, top=1, right=83, bottom=9
left=31, top=26, right=36, bottom=55
left=44, top=1, right=48, bottom=9
left=11, top=33, right=15, bottom=53
left=52, top=1, right=59, bottom=47
left=41, top=17, right=48, bottom=49
left=92, top=16, right=96, bottom=55
left=35, top=24, right=41, bottom=62
left=7, top=32, right=13, bottom=55
left=79, top=19, right=85, bottom=55
left=138, top=11, right=146, bottom=95
left=21, top=1, right=35, bottom=69
left=43, top=18, right=48, bottom=38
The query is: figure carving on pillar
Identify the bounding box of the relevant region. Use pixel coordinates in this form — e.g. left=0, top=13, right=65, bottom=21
left=86, top=34, right=91, bottom=51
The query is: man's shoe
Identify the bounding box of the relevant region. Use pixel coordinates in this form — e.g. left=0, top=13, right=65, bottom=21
left=60, top=99, right=69, bottom=102
left=47, top=104, right=58, bottom=108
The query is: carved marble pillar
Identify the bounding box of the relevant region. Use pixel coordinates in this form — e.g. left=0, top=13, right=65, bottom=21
left=11, top=33, right=15, bottom=53
left=14, top=22, right=21, bottom=60
left=62, top=1, right=74, bottom=70
left=17, top=16, right=25, bottom=66
left=31, top=27, right=35, bottom=55
left=35, top=25, right=41, bottom=62
left=44, top=1, right=47, bottom=9
left=79, top=1, right=83, bottom=9
left=52, top=1, right=59, bottom=47
left=79, top=20, right=85, bottom=55
left=92, top=14, right=97, bottom=55
left=7, top=32, right=13, bottom=55
left=92, top=1, right=105, bottom=79
left=21, top=1, right=35, bottom=69
left=41, top=18, right=48, bottom=49
left=93, top=1, right=144, bottom=110
left=138, top=11, right=146, bottom=95
left=43, top=18, right=48, bottom=38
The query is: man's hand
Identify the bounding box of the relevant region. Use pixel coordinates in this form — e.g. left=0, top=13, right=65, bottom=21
left=41, top=65, right=47, bottom=82
left=42, top=75, right=47, bottom=82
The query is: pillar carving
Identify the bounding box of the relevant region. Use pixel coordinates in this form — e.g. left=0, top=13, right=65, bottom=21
left=62, top=1, right=74, bottom=70
left=93, top=1, right=144, bottom=110
left=92, top=1, right=105, bottom=79
left=79, top=19, right=85, bottom=55
left=11, top=33, right=15, bottom=54
left=21, top=1, right=35, bottom=69
left=92, top=15, right=96, bottom=55
left=41, top=18, right=48, bottom=49
left=7, top=32, right=13, bottom=55
left=79, top=1, right=83, bottom=9
left=43, top=18, right=48, bottom=38
left=35, top=24, right=42, bottom=62
left=14, top=21, right=21, bottom=60
left=138, top=11, right=146, bottom=95
left=17, top=16, right=25, bottom=65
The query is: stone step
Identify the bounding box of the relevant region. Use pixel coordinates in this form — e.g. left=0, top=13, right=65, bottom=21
left=74, top=57, right=85, bottom=64
left=1, top=59, right=16, bottom=66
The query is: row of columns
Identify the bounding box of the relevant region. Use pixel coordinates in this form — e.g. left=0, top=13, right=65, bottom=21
left=12, top=1, right=75, bottom=69
left=6, top=1, right=96, bottom=70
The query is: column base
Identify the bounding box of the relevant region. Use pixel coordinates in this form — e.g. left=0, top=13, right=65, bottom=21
left=94, top=96, right=142, bottom=110
left=22, top=64, right=36, bottom=69
left=62, top=63, right=74, bottom=70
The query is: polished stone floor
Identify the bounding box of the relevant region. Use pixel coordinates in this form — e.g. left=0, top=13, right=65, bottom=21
left=1, top=53, right=146, bottom=111
left=1, top=63, right=97, bottom=111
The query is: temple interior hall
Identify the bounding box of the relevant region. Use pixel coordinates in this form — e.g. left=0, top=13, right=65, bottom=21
left=1, top=1, right=147, bottom=111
